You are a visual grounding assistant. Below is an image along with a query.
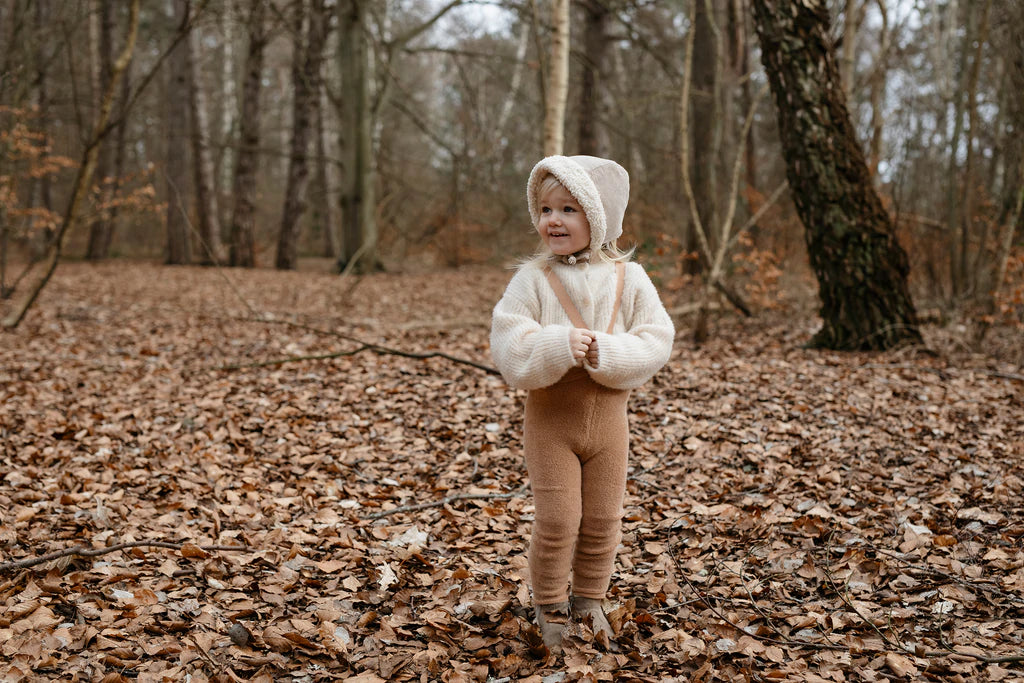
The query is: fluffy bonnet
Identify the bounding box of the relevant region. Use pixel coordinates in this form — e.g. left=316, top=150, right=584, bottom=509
left=527, top=155, right=630, bottom=252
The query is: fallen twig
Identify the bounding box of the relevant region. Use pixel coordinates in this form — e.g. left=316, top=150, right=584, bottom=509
left=362, top=482, right=529, bottom=520
left=220, top=315, right=500, bottom=375
left=0, top=541, right=250, bottom=573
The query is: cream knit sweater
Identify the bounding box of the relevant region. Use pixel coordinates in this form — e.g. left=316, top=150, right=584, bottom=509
left=490, top=260, right=674, bottom=390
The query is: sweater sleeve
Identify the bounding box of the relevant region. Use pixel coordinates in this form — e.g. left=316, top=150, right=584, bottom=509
left=490, top=269, right=576, bottom=390
left=585, top=263, right=674, bottom=390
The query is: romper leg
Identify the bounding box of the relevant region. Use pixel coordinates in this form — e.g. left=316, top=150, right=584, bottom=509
left=571, top=397, right=629, bottom=599
left=524, top=393, right=584, bottom=606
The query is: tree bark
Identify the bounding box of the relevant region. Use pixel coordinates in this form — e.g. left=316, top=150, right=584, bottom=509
left=577, top=0, right=612, bottom=158
left=85, top=0, right=117, bottom=260
left=276, top=0, right=329, bottom=270
left=187, top=20, right=223, bottom=264
left=313, top=84, right=338, bottom=258
left=839, top=0, right=864, bottom=98
left=336, top=0, right=380, bottom=272
left=691, top=0, right=725, bottom=262
left=866, top=0, right=888, bottom=182
left=218, top=0, right=238, bottom=228
left=229, top=0, right=268, bottom=268
left=751, top=0, right=922, bottom=350
left=543, top=0, right=570, bottom=157
left=944, top=1, right=972, bottom=299
left=959, top=0, right=992, bottom=296
left=164, top=0, right=192, bottom=265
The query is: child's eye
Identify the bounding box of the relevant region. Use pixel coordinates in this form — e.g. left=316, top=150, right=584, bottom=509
left=564, top=206, right=576, bottom=213
left=541, top=206, right=551, bottom=214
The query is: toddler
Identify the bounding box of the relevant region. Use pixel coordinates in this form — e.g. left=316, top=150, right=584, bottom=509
left=490, top=155, right=674, bottom=653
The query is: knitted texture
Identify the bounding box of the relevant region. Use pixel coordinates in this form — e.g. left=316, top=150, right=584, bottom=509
left=524, top=368, right=629, bottom=604
left=527, top=156, right=630, bottom=251
left=490, top=260, right=674, bottom=390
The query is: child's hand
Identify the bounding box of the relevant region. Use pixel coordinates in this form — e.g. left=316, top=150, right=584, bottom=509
left=585, top=336, right=599, bottom=368
left=569, top=328, right=594, bottom=365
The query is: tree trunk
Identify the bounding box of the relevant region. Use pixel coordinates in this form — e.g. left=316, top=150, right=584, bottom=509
left=959, top=0, right=992, bottom=296
left=751, top=0, right=922, bottom=350
left=839, top=0, right=864, bottom=98
left=85, top=0, right=117, bottom=260
left=229, top=0, right=268, bottom=268
left=543, top=0, right=569, bottom=157
left=336, top=0, right=375, bottom=272
left=735, top=0, right=758, bottom=192
left=31, top=0, right=54, bottom=236
left=313, top=83, right=338, bottom=258
left=187, top=20, right=223, bottom=265
left=164, top=0, right=192, bottom=265
left=944, top=1, right=972, bottom=299
left=276, top=0, right=328, bottom=270
left=218, top=0, right=238, bottom=232
left=691, top=0, right=725, bottom=262
left=866, top=0, right=888, bottom=182
left=577, top=0, right=611, bottom=158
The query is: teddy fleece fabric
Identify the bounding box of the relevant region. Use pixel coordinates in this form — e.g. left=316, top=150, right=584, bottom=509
left=490, top=260, right=674, bottom=391
left=526, top=155, right=630, bottom=252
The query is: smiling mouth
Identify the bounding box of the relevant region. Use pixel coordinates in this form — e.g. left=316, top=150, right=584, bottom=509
left=549, top=232, right=569, bottom=238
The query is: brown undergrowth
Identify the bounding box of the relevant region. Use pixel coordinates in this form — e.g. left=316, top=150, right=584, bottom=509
left=1, top=262, right=1022, bottom=682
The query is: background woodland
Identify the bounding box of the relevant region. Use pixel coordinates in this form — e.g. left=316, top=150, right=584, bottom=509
left=0, top=0, right=1022, bottom=350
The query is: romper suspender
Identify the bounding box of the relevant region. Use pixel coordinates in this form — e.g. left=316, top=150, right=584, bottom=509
left=543, top=261, right=625, bottom=334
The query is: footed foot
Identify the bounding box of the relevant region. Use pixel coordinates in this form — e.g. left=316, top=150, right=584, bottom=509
left=534, top=601, right=569, bottom=654
left=571, top=596, right=613, bottom=641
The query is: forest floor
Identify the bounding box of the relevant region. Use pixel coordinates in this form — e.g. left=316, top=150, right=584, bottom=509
left=1, top=261, right=1022, bottom=683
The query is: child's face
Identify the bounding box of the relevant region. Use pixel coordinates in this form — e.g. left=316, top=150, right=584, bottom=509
left=537, top=183, right=590, bottom=256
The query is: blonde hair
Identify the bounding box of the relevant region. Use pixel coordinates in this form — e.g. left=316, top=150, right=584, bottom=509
left=524, top=174, right=634, bottom=267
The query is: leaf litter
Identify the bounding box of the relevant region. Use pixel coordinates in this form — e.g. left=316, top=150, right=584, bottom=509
left=1, top=262, right=1022, bottom=682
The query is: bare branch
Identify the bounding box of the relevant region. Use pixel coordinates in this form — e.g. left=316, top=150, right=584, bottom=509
left=0, top=540, right=250, bottom=573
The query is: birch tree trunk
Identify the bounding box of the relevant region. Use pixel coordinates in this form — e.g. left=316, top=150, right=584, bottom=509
left=543, top=0, right=569, bottom=157
left=164, top=0, right=192, bottom=265
left=866, top=0, right=888, bottom=181
left=229, top=0, right=268, bottom=268
left=188, top=21, right=223, bottom=264
left=276, top=0, right=329, bottom=270
left=839, top=0, right=865, bottom=98
left=751, top=0, right=922, bottom=350
left=219, top=0, right=238, bottom=226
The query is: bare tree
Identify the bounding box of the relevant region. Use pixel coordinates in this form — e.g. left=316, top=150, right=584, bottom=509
left=337, top=0, right=373, bottom=272
left=85, top=0, right=118, bottom=260
left=335, top=0, right=464, bottom=273
left=312, top=83, right=338, bottom=258
left=188, top=19, right=223, bottom=264
left=751, top=0, right=922, bottom=350
left=165, top=0, right=193, bottom=265
left=276, top=0, right=330, bottom=270
left=228, top=0, right=269, bottom=267
left=577, top=0, right=613, bottom=157
left=543, top=0, right=570, bottom=156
